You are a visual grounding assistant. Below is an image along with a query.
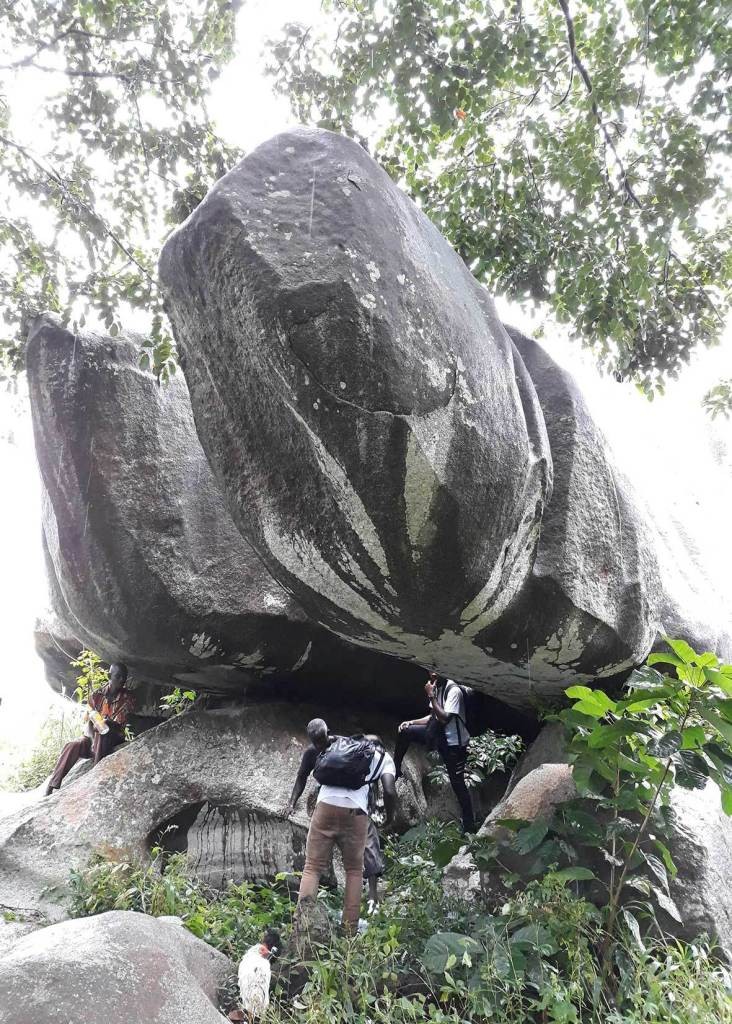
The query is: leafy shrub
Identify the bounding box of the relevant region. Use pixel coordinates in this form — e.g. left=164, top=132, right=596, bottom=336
left=67, top=638, right=732, bottom=1022
left=69, top=848, right=294, bottom=962
left=159, top=686, right=198, bottom=716
left=8, top=706, right=84, bottom=791
left=427, top=731, right=524, bottom=788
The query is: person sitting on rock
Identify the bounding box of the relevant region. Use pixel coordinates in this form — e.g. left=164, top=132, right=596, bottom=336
left=288, top=718, right=396, bottom=934
left=394, top=670, right=476, bottom=833
left=44, top=662, right=135, bottom=796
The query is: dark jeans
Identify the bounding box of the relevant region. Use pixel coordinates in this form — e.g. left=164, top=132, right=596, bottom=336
left=47, top=726, right=124, bottom=791
left=394, top=723, right=475, bottom=832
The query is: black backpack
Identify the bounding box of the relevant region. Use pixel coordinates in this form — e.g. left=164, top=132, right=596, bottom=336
left=313, top=735, right=384, bottom=789
left=444, top=681, right=491, bottom=738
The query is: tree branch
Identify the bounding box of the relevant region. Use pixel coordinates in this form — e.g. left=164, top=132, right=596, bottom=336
left=556, top=0, right=642, bottom=209
left=0, top=133, right=154, bottom=284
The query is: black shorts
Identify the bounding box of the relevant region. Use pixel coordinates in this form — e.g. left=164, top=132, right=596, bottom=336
left=363, top=818, right=385, bottom=879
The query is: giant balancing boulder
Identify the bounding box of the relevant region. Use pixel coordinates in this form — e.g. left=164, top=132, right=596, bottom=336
left=159, top=127, right=731, bottom=703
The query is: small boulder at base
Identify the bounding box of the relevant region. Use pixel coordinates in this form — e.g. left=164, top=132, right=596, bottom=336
left=0, top=910, right=234, bottom=1024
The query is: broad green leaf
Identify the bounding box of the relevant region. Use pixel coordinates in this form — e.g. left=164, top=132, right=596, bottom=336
left=647, top=652, right=684, bottom=668
left=512, top=820, right=549, bottom=855
left=642, top=852, right=669, bottom=892
left=551, top=866, right=597, bottom=884
left=704, top=668, right=732, bottom=697
left=674, top=750, right=709, bottom=790
left=565, top=686, right=594, bottom=700
left=680, top=726, right=706, bottom=749
left=567, top=687, right=617, bottom=717
left=663, top=637, right=699, bottom=665
left=652, top=886, right=683, bottom=923
left=653, top=839, right=678, bottom=878
left=432, top=835, right=463, bottom=869
left=510, top=923, right=557, bottom=954
left=721, top=786, right=732, bottom=816
left=422, top=932, right=481, bottom=975
left=701, top=709, right=732, bottom=745
left=648, top=730, right=682, bottom=758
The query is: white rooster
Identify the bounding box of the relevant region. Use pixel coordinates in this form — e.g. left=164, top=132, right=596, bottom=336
left=237, top=929, right=280, bottom=1022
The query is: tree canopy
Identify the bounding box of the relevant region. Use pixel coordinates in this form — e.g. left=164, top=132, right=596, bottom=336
left=267, top=0, right=731, bottom=403
left=0, top=0, right=240, bottom=380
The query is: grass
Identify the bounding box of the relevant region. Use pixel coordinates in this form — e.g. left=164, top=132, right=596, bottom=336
left=68, top=820, right=732, bottom=1023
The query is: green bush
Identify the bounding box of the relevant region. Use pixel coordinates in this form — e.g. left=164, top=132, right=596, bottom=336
left=68, top=826, right=732, bottom=1023
left=427, top=731, right=524, bottom=788
left=8, top=706, right=84, bottom=791
left=69, top=849, right=295, bottom=962
left=67, top=638, right=732, bottom=1022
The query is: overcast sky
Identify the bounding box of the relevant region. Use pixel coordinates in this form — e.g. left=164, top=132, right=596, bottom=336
left=1, top=0, right=730, bottom=761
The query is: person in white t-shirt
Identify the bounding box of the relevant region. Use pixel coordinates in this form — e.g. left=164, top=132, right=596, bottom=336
left=394, top=670, right=476, bottom=833
left=294, top=720, right=396, bottom=933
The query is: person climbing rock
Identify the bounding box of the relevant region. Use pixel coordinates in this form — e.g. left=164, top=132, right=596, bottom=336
left=288, top=718, right=396, bottom=934
left=44, top=662, right=135, bottom=795
left=394, top=670, right=476, bottom=833
left=363, top=733, right=389, bottom=910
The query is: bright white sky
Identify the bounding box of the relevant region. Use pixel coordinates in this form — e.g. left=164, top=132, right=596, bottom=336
left=0, top=0, right=730, bottom=765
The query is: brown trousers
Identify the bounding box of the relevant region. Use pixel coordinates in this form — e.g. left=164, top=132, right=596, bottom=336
left=298, top=801, right=369, bottom=932
left=48, top=727, right=124, bottom=791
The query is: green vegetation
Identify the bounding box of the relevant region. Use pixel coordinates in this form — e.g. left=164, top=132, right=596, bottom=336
left=159, top=685, right=198, bottom=717
left=70, top=648, right=108, bottom=703
left=428, top=729, right=524, bottom=788
left=4, top=704, right=83, bottom=791
left=268, top=0, right=732, bottom=409
left=473, top=638, right=732, bottom=977
left=0, top=0, right=238, bottom=378
left=69, top=822, right=732, bottom=1023
left=67, top=639, right=732, bottom=1022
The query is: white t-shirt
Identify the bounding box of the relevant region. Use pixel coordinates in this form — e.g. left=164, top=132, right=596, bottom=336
left=318, top=750, right=396, bottom=814
left=442, top=682, right=471, bottom=747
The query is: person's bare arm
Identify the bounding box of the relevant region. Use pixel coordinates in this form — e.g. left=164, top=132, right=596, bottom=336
left=398, top=714, right=431, bottom=732
left=427, top=681, right=450, bottom=723
left=283, top=752, right=314, bottom=816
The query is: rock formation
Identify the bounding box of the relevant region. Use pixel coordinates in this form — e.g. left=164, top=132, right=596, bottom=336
left=26, top=312, right=425, bottom=708
left=159, top=128, right=731, bottom=705
left=0, top=911, right=234, bottom=1024
left=0, top=704, right=435, bottom=926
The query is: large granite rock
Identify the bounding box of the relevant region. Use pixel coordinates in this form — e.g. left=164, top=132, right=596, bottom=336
left=26, top=312, right=425, bottom=708
left=0, top=910, right=233, bottom=1024
left=0, top=703, right=431, bottom=927
left=444, top=724, right=732, bottom=952
left=160, top=128, right=731, bottom=704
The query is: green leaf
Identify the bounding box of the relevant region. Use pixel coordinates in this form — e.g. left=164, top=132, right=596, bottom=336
left=422, top=933, right=481, bottom=975
left=432, top=835, right=463, bottom=869
left=721, top=786, right=732, bottom=816
left=647, top=730, right=682, bottom=758
left=570, top=689, right=617, bottom=718
left=621, top=908, right=645, bottom=951
left=680, top=725, right=706, bottom=749
left=551, top=866, right=597, bottom=884
left=510, top=923, right=557, bottom=954
left=674, top=750, right=709, bottom=790
left=701, top=709, right=732, bottom=745
left=663, top=637, right=698, bottom=665
left=653, top=839, right=678, bottom=878
left=704, top=668, right=732, bottom=697
left=647, top=652, right=684, bottom=669
left=652, top=886, right=683, bottom=923
left=512, top=820, right=549, bottom=855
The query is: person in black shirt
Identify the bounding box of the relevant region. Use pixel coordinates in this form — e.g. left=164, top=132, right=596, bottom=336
left=283, top=717, right=330, bottom=817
